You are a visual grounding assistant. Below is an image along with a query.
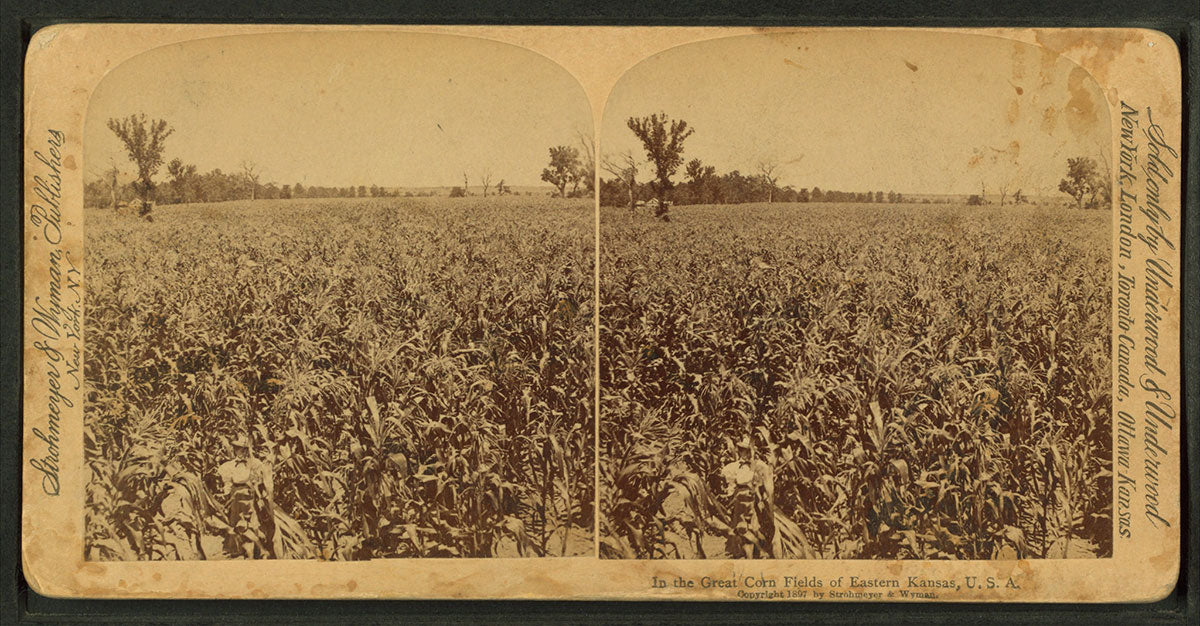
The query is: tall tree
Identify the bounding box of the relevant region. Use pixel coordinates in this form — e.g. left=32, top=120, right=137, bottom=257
left=107, top=113, right=173, bottom=212
left=627, top=113, right=693, bottom=219
left=541, top=145, right=582, bottom=198
left=1058, top=156, right=1099, bottom=209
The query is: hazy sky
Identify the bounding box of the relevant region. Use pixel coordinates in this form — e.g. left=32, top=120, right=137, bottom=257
left=601, top=30, right=1110, bottom=196
left=86, top=32, right=591, bottom=188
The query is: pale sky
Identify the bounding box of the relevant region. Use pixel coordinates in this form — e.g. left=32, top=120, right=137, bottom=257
left=86, top=31, right=591, bottom=188
left=601, top=30, right=1111, bottom=196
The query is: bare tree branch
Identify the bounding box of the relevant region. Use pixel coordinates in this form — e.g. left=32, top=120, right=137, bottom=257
left=240, top=160, right=262, bottom=200
left=602, top=150, right=640, bottom=212
left=480, top=169, right=494, bottom=197
left=756, top=159, right=781, bottom=203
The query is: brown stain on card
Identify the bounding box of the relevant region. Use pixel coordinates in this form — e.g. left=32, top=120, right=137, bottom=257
left=1065, top=65, right=1099, bottom=137
left=1015, top=32, right=1121, bottom=139
left=1150, top=548, right=1178, bottom=572
left=1010, top=41, right=1026, bottom=80
left=1006, top=99, right=1020, bottom=124
left=1036, top=47, right=1060, bottom=87
left=1034, top=29, right=1146, bottom=85
left=1041, top=105, right=1059, bottom=134
left=1156, top=90, right=1180, bottom=119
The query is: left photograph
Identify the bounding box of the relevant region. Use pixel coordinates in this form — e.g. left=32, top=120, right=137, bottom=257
left=82, top=31, right=596, bottom=560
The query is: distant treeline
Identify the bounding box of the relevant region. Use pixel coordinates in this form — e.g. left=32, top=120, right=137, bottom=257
left=85, top=158, right=441, bottom=208
left=600, top=170, right=915, bottom=207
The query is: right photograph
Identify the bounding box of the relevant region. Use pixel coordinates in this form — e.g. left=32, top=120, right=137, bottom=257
left=599, top=30, right=1113, bottom=560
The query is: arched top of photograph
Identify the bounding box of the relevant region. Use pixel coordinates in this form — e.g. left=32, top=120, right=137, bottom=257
left=84, top=31, right=594, bottom=210
left=598, top=29, right=1125, bottom=564
left=600, top=30, right=1111, bottom=211
left=80, top=30, right=597, bottom=563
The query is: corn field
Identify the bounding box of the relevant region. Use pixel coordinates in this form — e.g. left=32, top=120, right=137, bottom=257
left=600, top=203, right=1112, bottom=560
left=84, top=196, right=594, bottom=560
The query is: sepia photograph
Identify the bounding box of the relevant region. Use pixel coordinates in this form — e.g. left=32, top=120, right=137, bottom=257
left=21, top=23, right=1182, bottom=602
left=81, top=31, right=596, bottom=561
left=599, top=31, right=1114, bottom=560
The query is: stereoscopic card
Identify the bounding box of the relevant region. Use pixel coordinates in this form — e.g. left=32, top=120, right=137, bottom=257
left=22, top=25, right=1182, bottom=602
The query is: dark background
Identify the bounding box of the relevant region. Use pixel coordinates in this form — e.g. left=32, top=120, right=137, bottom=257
left=3, top=0, right=1197, bottom=623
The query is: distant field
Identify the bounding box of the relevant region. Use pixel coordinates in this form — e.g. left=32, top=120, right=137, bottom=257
left=85, top=195, right=595, bottom=560
left=600, top=202, right=1112, bottom=560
